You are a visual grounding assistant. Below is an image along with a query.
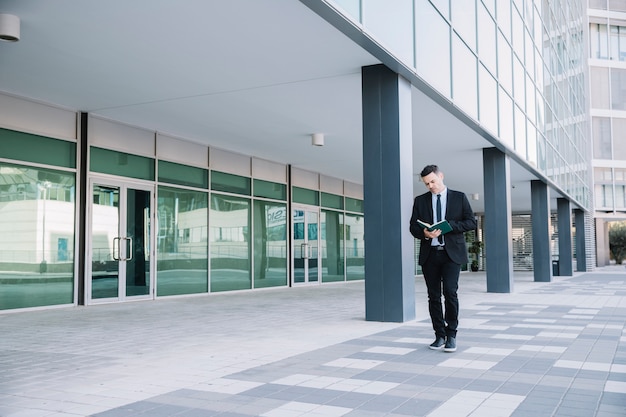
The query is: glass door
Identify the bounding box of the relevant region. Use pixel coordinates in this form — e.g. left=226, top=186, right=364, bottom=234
left=88, top=179, right=153, bottom=303
left=292, top=207, right=319, bottom=285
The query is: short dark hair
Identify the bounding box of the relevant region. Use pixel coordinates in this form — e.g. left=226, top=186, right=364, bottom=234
left=420, top=165, right=439, bottom=177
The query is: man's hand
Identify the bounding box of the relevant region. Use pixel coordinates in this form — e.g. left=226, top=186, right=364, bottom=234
left=424, top=228, right=442, bottom=240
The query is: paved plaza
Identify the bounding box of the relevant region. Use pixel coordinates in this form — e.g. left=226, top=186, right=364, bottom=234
left=1, top=266, right=625, bottom=416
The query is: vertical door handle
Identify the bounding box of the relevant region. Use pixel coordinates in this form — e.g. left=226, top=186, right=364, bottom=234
left=112, top=237, right=121, bottom=261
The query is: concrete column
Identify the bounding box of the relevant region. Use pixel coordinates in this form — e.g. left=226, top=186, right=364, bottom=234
left=361, top=64, right=415, bottom=322
left=482, top=148, right=513, bottom=293
left=557, top=198, right=573, bottom=276
left=574, top=209, right=587, bottom=272
left=531, top=180, right=551, bottom=282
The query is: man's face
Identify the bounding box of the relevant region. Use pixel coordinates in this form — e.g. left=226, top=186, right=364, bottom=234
left=422, top=171, right=445, bottom=194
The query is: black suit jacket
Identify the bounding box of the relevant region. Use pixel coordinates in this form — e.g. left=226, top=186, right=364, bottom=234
left=409, top=189, right=477, bottom=266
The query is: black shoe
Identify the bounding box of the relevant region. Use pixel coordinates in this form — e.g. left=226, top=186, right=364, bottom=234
left=429, top=337, right=445, bottom=350
left=444, top=336, right=456, bottom=352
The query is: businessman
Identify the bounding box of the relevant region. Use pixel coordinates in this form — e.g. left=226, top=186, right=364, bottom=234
left=410, top=165, right=477, bottom=352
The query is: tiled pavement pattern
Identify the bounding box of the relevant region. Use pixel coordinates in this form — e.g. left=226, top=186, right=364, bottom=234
left=1, top=267, right=625, bottom=417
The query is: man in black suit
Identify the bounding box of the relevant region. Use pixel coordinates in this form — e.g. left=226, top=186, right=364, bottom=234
left=410, top=165, right=477, bottom=352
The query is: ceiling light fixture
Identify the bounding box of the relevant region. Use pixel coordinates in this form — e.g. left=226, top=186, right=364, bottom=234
left=0, top=14, right=20, bottom=42
left=311, top=133, right=324, bottom=147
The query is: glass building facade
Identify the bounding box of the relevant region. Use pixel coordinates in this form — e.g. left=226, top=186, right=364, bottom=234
left=587, top=0, right=626, bottom=265
left=0, top=121, right=365, bottom=311
left=330, top=0, right=589, bottom=212
left=0, top=0, right=594, bottom=311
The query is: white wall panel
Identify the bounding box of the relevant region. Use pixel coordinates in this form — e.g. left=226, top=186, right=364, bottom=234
left=156, top=133, right=208, bottom=167
left=291, top=167, right=319, bottom=189
left=89, top=116, right=155, bottom=157
left=0, top=93, right=77, bottom=140
left=320, top=174, right=343, bottom=194
left=251, top=158, right=287, bottom=183
left=210, top=147, right=251, bottom=177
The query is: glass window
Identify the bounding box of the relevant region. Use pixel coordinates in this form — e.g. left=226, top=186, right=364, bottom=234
left=157, top=186, right=208, bottom=296
left=590, top=67, right=610, bottom=109
left=0, top=163, right=75, bottom=310
left=498, top=32, right=513, bottom=93
left=321, top=192, right=343, bottom=210
left=253, top=201, right=287, bottom=288
left=513, top=55, right=525, bottom=109
left=613, top=118, right=626, bottom=159
left=345, top=197, right=364, bottom=213
left=210, top=194, right=250, bottom=292
left=344, top=213, right=364, bottom=281
left=321, top=210, right=345, bottom=283
left=452, top=34, right=478, bottom=119
left=158, top=160, right=208, bottom=189
left=477, top=2, right=497, bottom=75
left=331, top=0, right=361, bottom=22
left=0, top=128, right=76, bottom=168
left=499, top=87, right=514, bottom=147
left=415, top=1, right=451, bottom=97
left=497, top=0, right=511, bottom=40
left=610, top=68, right=626, bottom=110
left=511, top=6, right=524, bottom=57
left=592, top=117, right=612, bottom=159
left=211, top=171, right=251, bottom=195
left=479, top=64, right=498, bottom=135
left=451, top=0, right=476, bottom=51
left=293, top=187, right=319, bottom=205
left=253, top=179, right=286, bottom=200
left=90, top=147, right=155, bottom=180
left=431, top=0, right=450, bottom=19
left=514, top=104, right=527, bottom=157
left=362, top=0, right=414, bottom=63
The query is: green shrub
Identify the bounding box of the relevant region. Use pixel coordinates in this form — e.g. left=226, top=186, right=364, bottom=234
left=609, top=222, right=626, bottom=264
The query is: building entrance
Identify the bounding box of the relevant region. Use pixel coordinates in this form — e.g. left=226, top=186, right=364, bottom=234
left=292, top=206, right=320, bottom=285
left=87, top=178, right=154, bottom=303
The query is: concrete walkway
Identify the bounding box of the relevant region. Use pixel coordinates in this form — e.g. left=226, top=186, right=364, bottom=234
left=0, top=266, right=625, bottom=416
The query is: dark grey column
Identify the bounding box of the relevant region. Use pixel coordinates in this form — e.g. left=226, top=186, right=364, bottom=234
left=482, top=148, right=513, bottom=293
left=531, top=180, right=551, bottom=282
left=362, top=64, right=415, bottom=322
left=574, top=209, right=588, bottom=272
left=557, top=198, right=573, bottom=276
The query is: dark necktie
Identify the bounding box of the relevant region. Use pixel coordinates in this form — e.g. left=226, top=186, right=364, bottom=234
left=436, top=194, right=443, bottom=245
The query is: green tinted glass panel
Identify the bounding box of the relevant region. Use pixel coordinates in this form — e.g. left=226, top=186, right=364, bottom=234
left=0, top=162, right=76, bottom=310
left=157, top=186, right=208, bottom=296
left=321, top=192, right=343, bottom=209
left=211, top=171, right=251, bottom=195
left=292, top=187, right=319, bottom=205
left=253, top=179, right=286, bottom=200
left=345, top=213, right=364, bottom=281
left=253, top=200, right=287, bottom=288
left=90, top=147, right=154, bottom=180
left=210, top=194, right=251, bottom=291
left=0, top=128, right=76, bottom=168
left=321, top=210, right=345, bottom=283
left=158, top=160, right=208, bottom=188
left=345, top=197, right=364, bottom=213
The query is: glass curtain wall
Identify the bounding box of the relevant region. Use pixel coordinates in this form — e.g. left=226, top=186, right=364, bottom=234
left=0, top=162, right=75, bottom=310
left=157, top=186, right=208, bottom=296
left=253, top=200, right=288, bottom=288
left=344, top=212, right=364, bottom=280
left=328, top=0, right=590, bottom=210
left=321, top=209, right=344, bottom=282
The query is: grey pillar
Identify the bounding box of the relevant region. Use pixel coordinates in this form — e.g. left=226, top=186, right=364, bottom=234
left=362, top=64, right=415, bottom=322
left=482, top=148, right=513, bottom=293
left=531, top=180, right=551, bottom=282
left=574, top=209, right=587, bottom=271
left=557, top=198, right=573, bottom=276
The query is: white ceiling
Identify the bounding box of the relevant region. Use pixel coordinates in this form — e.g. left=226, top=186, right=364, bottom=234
left=0, top=0, right=546, bottom=213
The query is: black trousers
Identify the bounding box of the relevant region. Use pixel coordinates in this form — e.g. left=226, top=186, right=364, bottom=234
left=421, top=249, right=460, bottom=339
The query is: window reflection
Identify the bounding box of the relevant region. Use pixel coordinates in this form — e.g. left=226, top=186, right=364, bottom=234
left=253, top=201, right=287, bottom=288
left=344, top=213, right=364, bottom=281
left=0, top=163, right=75, bottom=310
left=157, top=186, right=208, bottom=296
left=210, top=194, right=250, bottom=292
left=321, top=210, right=344, bottom=283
